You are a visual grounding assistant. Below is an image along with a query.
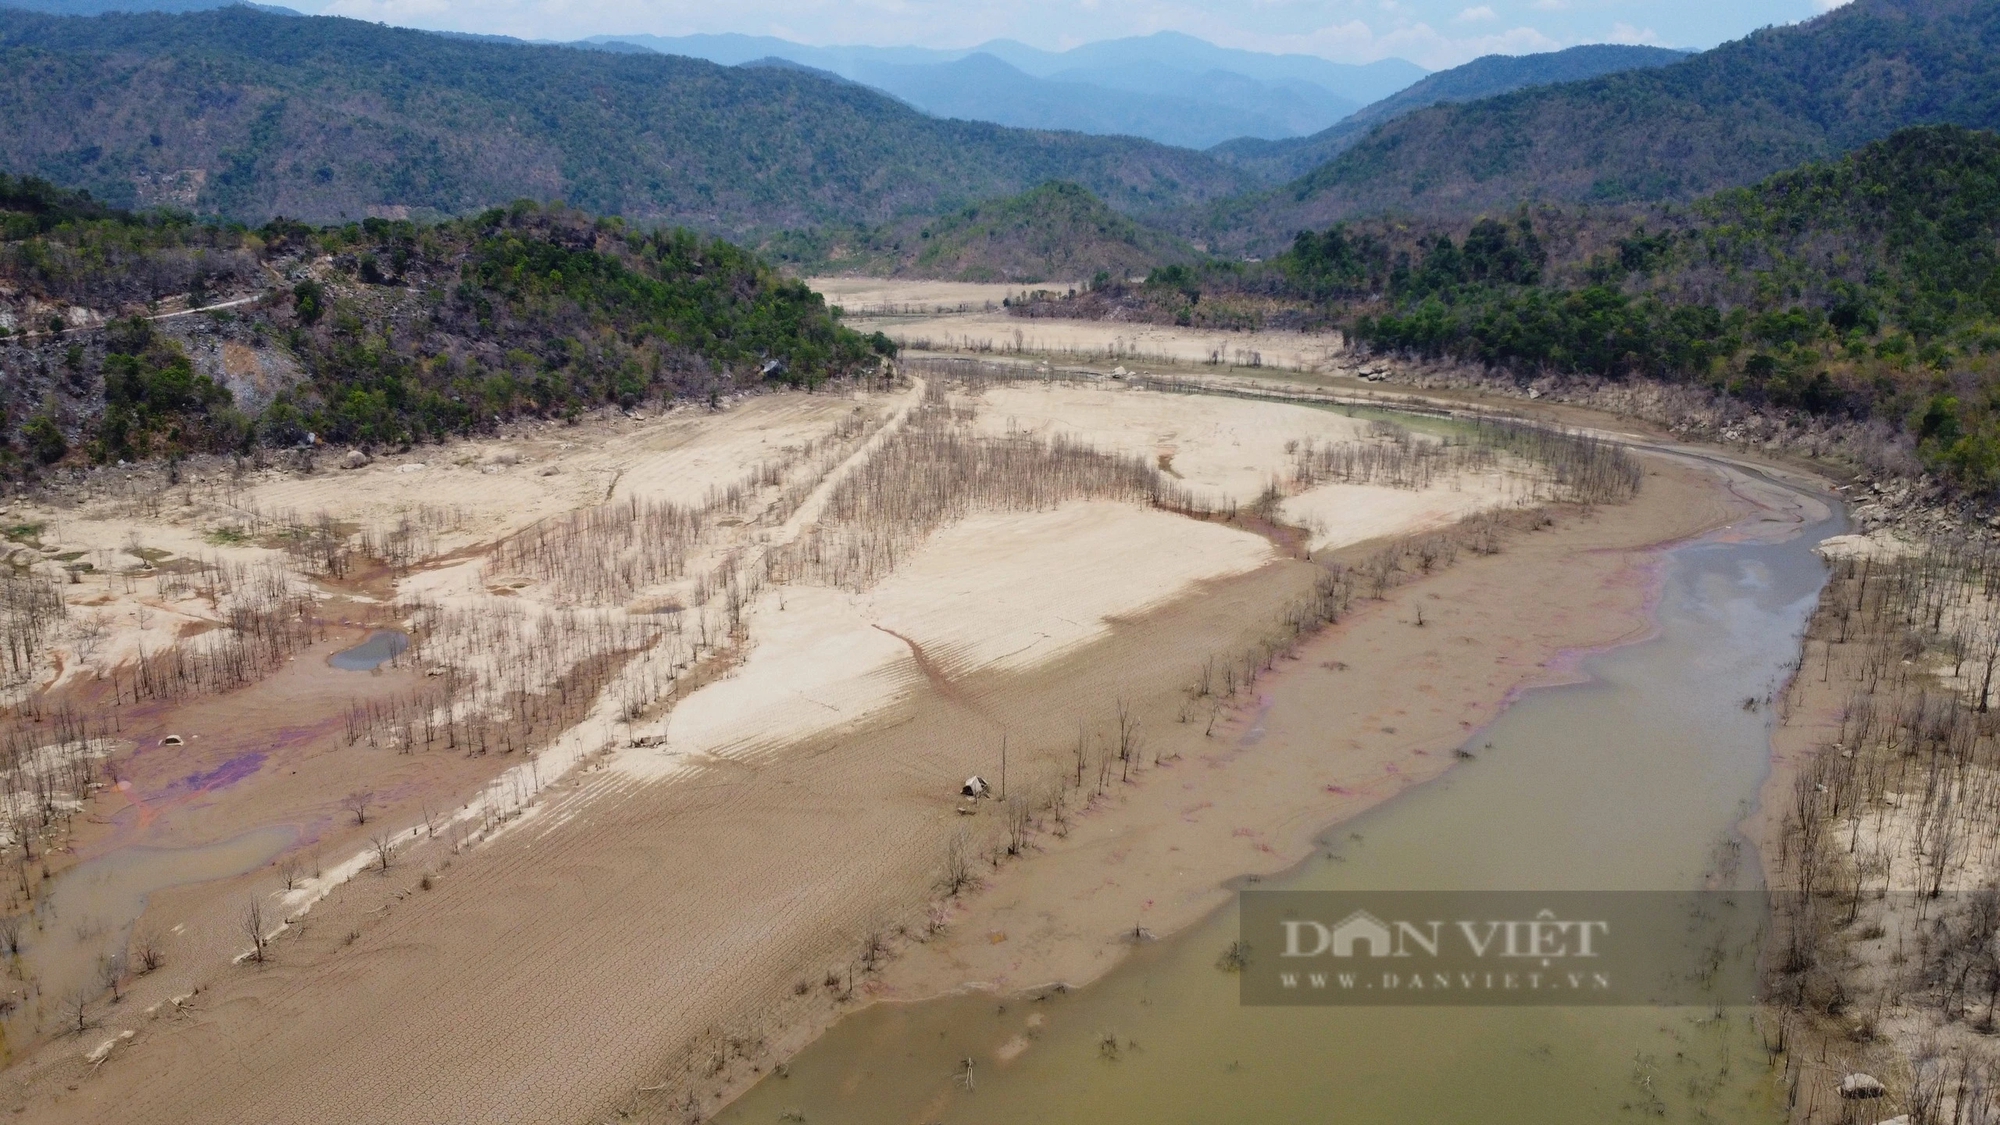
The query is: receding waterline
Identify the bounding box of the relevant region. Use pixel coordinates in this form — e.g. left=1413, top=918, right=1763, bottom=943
left=718, top=472, right=1841, bottom=1125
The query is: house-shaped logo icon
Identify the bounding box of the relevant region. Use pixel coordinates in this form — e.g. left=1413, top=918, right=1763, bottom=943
left=1329, top=909, right=1395, bottom=957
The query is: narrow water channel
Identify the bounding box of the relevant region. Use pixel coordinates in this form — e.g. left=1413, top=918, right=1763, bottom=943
left=719, top=465, right=1841, bottom=1125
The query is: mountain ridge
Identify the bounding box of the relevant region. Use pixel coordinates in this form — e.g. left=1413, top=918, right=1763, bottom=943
left=0, top=8, right=1251, bottom=231
left=607, top=30, right=1421, bottom=147
left=1209, top=44, right=1693, bottom=182
left=1215, top=0, right=2000, bottom=247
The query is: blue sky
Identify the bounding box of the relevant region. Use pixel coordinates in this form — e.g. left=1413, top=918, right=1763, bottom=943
left=307, top=0, right=1847, bottom=69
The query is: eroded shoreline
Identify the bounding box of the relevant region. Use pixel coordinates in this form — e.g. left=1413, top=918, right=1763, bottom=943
left=0, top=381, right=1810, bottom=1125
left=693, top=450, right=1769, bottom=1121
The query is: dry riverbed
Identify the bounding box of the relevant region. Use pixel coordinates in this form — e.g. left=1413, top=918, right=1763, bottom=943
left=0, top=341, right=1768, bottom=1124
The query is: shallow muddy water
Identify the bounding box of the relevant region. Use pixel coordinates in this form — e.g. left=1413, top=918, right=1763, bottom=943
left=719, top=468, right=1840, bottom=1125
left=329, top=629, right=409, bottom=671
left=11, top=824, right=294, bottom=1040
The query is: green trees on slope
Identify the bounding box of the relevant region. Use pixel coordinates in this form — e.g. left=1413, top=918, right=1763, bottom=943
left=0, top=200, right=890, bottom=469
left=1348, top=127, right=2000, bottom=494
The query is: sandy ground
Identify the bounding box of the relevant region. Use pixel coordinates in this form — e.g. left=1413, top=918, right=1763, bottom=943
left=1279, top=479, right=1514, bottom=552
left=234, top=392, right=889, bottom=552
left=1, top=392, right=891, bottom=700
left=813, top=277, right=1353, bottom=372
left=1749, top=510, right=2000, bottom=1121
left=959, top=381, right=1522, bottom=541
left=1, top=445, right=1750, bottom=1125
left=809, top=278, right=1049, bottom=314
left=965, top=381, right=1370, bottom=505
left=864, top=456, right=1752, bottom=1002
left=881, top=313, right=1351, bottom=372
left=641, top=502, right=1275, bottom=765
left=0, top=356, right=1784, bottom=1125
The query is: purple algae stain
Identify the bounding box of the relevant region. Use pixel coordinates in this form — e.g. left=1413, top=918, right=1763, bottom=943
left=1238, top=695, right=1274, bottom=747
left=177, top=751, right=267, bottom=793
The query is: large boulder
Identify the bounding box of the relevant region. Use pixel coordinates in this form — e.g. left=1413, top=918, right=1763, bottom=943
left=1839, top=1073, right=1887, bottom=1099
left=340, top=449, right=371, bottom=470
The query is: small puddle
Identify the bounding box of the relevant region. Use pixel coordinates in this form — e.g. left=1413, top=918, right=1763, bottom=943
left=329, top=630, right=409, bottom=671
left=9, top=825, right=295, bottom=1038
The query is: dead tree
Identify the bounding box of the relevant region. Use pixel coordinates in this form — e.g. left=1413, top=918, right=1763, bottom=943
left=369, top=831, right=396, bottom=872
left=242, top=897, right=270, bottom=963
left=340, top=790, right=373, bottom=826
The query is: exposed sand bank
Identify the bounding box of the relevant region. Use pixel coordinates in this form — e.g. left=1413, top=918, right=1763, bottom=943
left=237, top=392, right=892, bottom=552
left=3, top=449, right=1747, bottom=1125
left=886, top=314, right=1349, bottom=372
left=964, top=381, right=1370, bottom=505
left=866, top=455, right=1753, bottom=1004
left=808, top=278, right=1046, bottom=313
left=0, top=365, right=1761, bottom=1125
left=641, top=502, right=1275, bottom=766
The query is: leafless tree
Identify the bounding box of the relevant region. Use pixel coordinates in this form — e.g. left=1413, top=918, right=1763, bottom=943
left=242, top=897, right=270, bottom=963
left=340, top=789, right=373, bottom=826
left=369, top=831, right=396, bottom=872
left=71, top=611, right=109, bottom=666
left=1115, top=699, right=1141, bottom=783
left=937, top=832, right=973, bottom=898
left=1005, top=796, right=1031, bottom=857
left=132, top=927, right=164, bottom=973
left=98, top=951, right=126, bottom=1003
left=62, top=988, right=92, bottom=1035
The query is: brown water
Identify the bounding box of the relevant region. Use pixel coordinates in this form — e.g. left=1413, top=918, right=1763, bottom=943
left=12, top=824, right=294, bottom=1038
left=720, top=469, right=1839, bottom=1125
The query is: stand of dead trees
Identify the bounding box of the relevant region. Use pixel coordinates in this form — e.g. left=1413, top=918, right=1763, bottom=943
left=767, top=391, right=1204, bottom=592
left=1770, top=535, right=2000, bottom=1124
left=0, top=570, right=64, bottom=687
left=112, top=559, right=322, bottom=704
left=1286, top=416, right=1640, bottom=507
left=487, top=409, right=875, bottom=606
left=916, top=501, right=1558, bottom=960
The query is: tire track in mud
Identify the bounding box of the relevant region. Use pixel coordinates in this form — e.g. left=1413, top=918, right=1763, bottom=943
left=868, top=623, right=989, bottom=723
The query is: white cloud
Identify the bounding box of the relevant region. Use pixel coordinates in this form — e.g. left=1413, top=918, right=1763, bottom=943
left=1531, top=0, right=1568, bottom=10
left=1454, top=5, right=1498, bottom=21
left=1605, top=21, right=1662, bottom=44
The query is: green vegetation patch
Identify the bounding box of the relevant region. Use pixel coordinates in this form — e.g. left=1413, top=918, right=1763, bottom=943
left=0, top=201, right=894, bottom=470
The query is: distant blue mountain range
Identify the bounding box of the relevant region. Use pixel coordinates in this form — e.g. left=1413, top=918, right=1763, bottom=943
left=0, top=5, right=1693, bottom=162
left=597, top=31, right=1429, bottom=150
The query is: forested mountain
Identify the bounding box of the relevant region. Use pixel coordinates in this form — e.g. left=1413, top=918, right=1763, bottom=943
left=1211, top=0, right=2000, bottom=248
left=1209, top=45, right=1691, bottom=182
left=0, top=9, right=1248, bottom=232
left=761, top=182, right=1194, bottom=283
left=1034, top=126, right=2000, bottom=495
left=0, top=0, right=258, bottom=12
left=0, top=183, right=892, bottom=474
left=611, top=30, right=1420, bottom=149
